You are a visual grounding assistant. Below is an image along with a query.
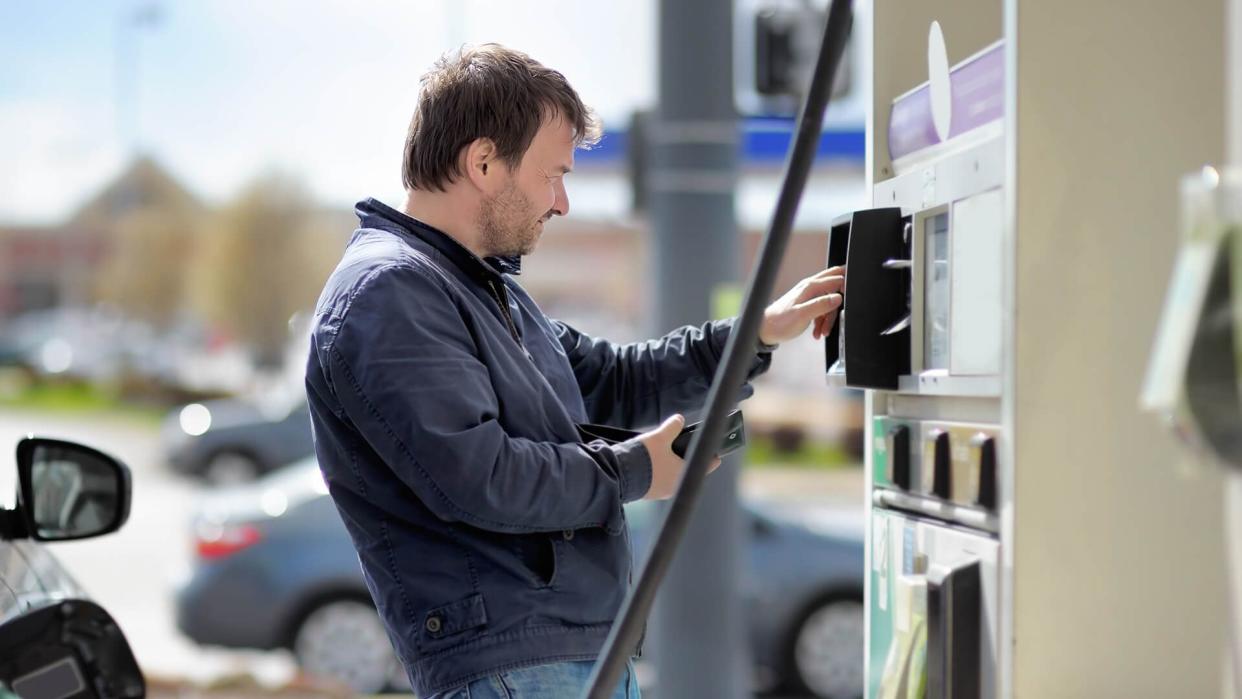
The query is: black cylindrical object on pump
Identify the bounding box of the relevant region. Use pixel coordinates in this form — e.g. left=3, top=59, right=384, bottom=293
left=582, top=2, right=856, bottom=696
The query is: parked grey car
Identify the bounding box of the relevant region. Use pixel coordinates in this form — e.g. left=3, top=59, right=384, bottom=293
left=161, top=396, right=314, bottom=485
left=176, top=458, right=864, bottom=698
left=0, top=436, right=143, bottom=698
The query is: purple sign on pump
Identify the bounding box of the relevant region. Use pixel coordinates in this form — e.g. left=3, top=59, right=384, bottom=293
left=888, top=40, right=1005, bottom=162
left=888, top=85, right=939, bottom=162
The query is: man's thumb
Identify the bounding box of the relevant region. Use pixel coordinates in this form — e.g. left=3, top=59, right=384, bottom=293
left=661, top=414, right=685, bottom=435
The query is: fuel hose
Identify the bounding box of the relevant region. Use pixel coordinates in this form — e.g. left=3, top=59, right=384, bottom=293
left=583, top=2, right=855, bottom=695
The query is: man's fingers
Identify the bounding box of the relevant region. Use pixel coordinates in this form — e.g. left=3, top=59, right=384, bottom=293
left=804, top=267, right=845, bottom=290
left=799, top=274, right=845, bottom=301
left=794, top=293, right=843, bottom=318
left=816, top=313, right=833, bottom=339
left=809, top=274, right=845, bottom=289
left=813, top=265, right=846, bottom=281
left=708, top=458, right=722, bottom=473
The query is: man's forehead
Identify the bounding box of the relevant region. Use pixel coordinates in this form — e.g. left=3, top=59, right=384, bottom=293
left=531, top=117, right=576, bottom=169
left=540, top=115, right=576, bottom=146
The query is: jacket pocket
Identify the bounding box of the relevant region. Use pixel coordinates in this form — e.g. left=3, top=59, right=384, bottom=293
left=513, top=533, right=558, bottom=588
left=421, top=592, right=489, bottom=645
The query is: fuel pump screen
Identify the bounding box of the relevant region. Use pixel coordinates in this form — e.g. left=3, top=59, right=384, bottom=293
left=925, top=213, right=950, bottom=370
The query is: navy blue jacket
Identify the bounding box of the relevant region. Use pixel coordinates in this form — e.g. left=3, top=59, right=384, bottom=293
left=305, top=198, right=771, bottom=694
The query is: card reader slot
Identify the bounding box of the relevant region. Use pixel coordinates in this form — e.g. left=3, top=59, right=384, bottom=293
left=926, top=560, right=982, bottom=699
left=843, top=207, right=911, bottom=389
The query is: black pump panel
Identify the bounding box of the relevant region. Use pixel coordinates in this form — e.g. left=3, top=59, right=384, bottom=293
left=823, top=213, right=852, bottom=371
left=885, top=423, right=912, bottom=489
left=927, top=560, right=982, bottom=699
left=843, top=207, right=910, bottom=389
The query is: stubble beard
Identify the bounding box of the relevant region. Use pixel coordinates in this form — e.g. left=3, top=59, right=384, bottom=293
left=478, top=179, right=545, bottom=258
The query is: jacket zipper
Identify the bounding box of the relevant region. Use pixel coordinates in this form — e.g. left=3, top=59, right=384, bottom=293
left=491, top=279, right=638, bottom=656
left=487, top=281, right=534, bottom=362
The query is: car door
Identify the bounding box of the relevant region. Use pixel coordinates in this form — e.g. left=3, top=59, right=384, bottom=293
left=0, top=542, right=22, bottom=624
left=0, top=541, right=84, bottom=621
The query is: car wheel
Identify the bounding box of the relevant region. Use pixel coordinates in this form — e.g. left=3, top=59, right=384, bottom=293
left=292, top=598, right=402, bottom=694
left=791, top=597, right=865, bottom=699
left=202, top=451, right=260, bottom=486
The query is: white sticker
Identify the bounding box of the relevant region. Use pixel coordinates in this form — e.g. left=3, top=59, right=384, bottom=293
left=872, top=514, right=887, bottom=569
left=874, top=515, right=890, bottom=611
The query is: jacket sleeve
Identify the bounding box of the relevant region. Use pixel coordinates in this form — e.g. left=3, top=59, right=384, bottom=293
left=325, top=263, right=651, bottom=535
left=552, top=317, right=774, bottom=430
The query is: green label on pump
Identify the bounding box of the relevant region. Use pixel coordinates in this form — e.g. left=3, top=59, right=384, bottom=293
left=873, top=416, right=891, bottom=488
left=868, top=511, right=892, bottom=697
left=869, top=512, right=929, bottom=698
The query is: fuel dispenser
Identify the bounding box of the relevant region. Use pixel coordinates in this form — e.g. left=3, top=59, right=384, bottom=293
left=837, top=31, right=1004, bottom=697
left=589, top=2, right=1226, bottom=696
left=839, top=2, right=1226, bottom=697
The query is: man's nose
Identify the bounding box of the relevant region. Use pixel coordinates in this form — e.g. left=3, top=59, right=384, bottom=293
left=552, top=180, right=569, bottom=217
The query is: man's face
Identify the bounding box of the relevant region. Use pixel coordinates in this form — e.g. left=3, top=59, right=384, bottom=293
left=477, top=115, right=574, bottom=258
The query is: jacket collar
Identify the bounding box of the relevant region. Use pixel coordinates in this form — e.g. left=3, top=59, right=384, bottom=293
left=355, top=198, right=523, bottom=281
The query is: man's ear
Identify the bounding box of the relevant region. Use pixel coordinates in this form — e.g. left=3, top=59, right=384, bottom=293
left=464, top=138, right=500, bottom=192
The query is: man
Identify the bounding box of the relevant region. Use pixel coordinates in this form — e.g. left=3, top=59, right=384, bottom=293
left=305, top=44, right=844, bottom=698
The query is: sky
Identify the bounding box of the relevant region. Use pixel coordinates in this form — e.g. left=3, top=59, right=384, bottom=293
left=0, top=1, right=660, bottom=225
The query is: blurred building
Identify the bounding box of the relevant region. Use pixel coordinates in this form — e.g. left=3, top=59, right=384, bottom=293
left=0, top=157, right=200, bottom=320
left=0, top=223, right=106, bottom=317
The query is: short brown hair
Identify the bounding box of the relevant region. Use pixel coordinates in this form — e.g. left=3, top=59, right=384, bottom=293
left=402, top=44, right=602, bottom=192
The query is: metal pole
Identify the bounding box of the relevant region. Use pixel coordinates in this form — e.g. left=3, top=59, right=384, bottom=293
left=647, top=0, right=745, bottom=696
left=583, top=2, right=854, bottom=696
left=115, top=4, right=162, bottom=157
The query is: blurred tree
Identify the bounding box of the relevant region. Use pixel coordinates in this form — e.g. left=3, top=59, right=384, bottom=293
left=92, top=158, right=203, bottom=329
left=96, top=207, right=198, bottom=329
left=189, top=174, right=340, bottom=369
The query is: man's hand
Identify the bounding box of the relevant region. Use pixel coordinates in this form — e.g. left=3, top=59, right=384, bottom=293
left=638, top=414, right=721, bottom=500
left=758, top=265, right=845, bottom=346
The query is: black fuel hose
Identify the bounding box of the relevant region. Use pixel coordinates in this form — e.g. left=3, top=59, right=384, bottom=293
left=582, top=2, right=855, bottom=696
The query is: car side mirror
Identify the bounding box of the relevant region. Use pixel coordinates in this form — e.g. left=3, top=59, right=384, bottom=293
left=13, top=437, right=132, bottom=542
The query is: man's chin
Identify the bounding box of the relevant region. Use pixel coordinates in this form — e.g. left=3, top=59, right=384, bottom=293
left=523, top=227, right=544, bottom=255
left=497, top=241, right=538, bottom=259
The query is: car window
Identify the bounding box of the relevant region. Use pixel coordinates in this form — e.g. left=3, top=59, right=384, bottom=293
left=9, top=542, right=82, bottom=599
left=0, top=544, right=20, bottom=623
left=0, top=544, right=45, bottom=601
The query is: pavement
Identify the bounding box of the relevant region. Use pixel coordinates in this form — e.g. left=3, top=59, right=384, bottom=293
left=0, top=407, right=863, bottom=695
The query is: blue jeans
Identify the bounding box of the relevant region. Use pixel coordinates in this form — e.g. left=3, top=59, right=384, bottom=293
left=425, top=659, right=641, bottom=699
